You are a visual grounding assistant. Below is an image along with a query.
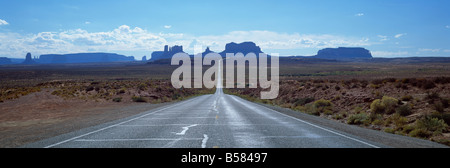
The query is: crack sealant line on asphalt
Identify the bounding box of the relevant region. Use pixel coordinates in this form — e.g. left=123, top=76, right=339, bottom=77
left=175, top=124, right=198, bottom=135
left=73, top=138, right=204, bottom=142
left=201, top=134, right=209, bottom=148
left=43, top=95, right=205, bottom=148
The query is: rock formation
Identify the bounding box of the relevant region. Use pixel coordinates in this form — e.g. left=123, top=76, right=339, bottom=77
left=219, top=42, right=263, bottom=57
left=22, top=53, right=37, bottom=64
left=38, top=53, right=135, bottom=64
left=149, top=45, right=186, bottom=62
left=149, top=42, right=266, bottom=62
left=202, top=47, right=214, bottom=55
left=315, top=47, right=372, bottom=60
left=0, top=57, right=12, bottom=65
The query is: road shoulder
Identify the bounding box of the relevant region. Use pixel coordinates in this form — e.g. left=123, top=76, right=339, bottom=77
left=254, top=101, right=448, bottom=148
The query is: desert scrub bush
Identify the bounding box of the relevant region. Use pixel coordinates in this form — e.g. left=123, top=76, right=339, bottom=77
left=372, top=91, right=382, bottom=99
left=360, top=80, right=368, bottom=88
left=389, top=114, right=408, bottom=131
left=382, top=96, right=399, bottom=114
left=1, top=87, right=41, bottom=100
left=312, top=99, right=335, bottom=115
left=369, top=84, right=381, bottom=89
left=410, top=78, right=436, bottom=89
left=400, top=78, right=410, bottom=84
left=118, top=88, right=126, bottom=94
left=334, top=85, right=341, bottom=91
left=384, top=128, right=395, bottom=134
left=370, top=99, right=385, bottom=114
left=347, top=112, right=370, bottom=125
left=401, top=125, right=415, bottom=135
left=434, top=101, right=445, bottom=113
left=352, top=106, right=364, bottom=114
left=422, top=80, right=436, bottom=90
left=428, top=112, right=450, bottom=126
left=371, top=79, right=383, bottom=85
left=132, top=96, right=147, bottom=103
left=303, top=104, right=319, bottom=116
left=396, top=104, right=412, bottom=116
left=409, top=128, right=431, bottom=138
left=400, top=95, right=413, bottom=101
left=425, top=92, right=440, bottom=101
left=382, top=78, right=396, bottom=83
left=371, top=118, right=384, bottom=126
left=432, top=77, right=450, bottom=84
left=369, top=113, right=383, bottom=124
left=442, top=98, right=450, bottom=107
left=112, top=97, right=122, bottom=102
left=171, top=93, right=181, bottom=100
left=332, top=111, right=347, bottom=120
left=410, top=116, right=448, bottom=138
left=293, top=97, right=315, bottom=106
left=370, top=96, right=399, bottom=114
left=138, top=83, right=147, bottom=91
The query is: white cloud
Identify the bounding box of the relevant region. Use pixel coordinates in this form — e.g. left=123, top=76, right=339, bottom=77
left=191, top=31, right=371, bottom=53
left=418, top=48, right=440, bottom=52
left=0, top=25, right=170, bottom=58
left=164, top=25, right=172, bottom=29
left=0, top=19, right=9, bottom=25
left=355, top=13, right=364, bottom=17
left=85, top=21, right=91, bottom=24
left=377, top=35, right=388, bottom=41
left=0, top=26, right=374, bottom=58
left=394, top=33, right=406, bottom=38
left=371, top=51, right=408, bottom=57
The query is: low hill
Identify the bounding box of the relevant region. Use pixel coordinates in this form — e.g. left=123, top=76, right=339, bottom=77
left=38, top=53, right=135, bottom=64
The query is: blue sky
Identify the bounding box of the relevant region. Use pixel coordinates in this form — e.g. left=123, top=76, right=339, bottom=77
left=1, top=0, right=450, bottom=59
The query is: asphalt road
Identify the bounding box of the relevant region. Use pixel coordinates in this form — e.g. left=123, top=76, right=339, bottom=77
left=24, top=61, right=448, bottom=148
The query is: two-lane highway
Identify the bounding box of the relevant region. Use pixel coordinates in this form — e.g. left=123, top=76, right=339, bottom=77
left=24, top=60, right=447, bottom=148
left=31, top=89, right=378, bottom=148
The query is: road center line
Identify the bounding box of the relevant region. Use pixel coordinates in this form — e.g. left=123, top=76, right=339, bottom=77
left=139, top=117, right=216, bottom=119
left=117, top=123, right=296, bottom=126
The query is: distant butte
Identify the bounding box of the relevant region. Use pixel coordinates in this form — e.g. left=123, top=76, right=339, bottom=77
left=314, top=47, right=373, bottom=60
left=149, top=42, right=266, bottom=62
left=148, top=42, right=378, bottom=63
left=22, top=53, right=37, bottom=64
left=219, top=41, right=263, bottom=57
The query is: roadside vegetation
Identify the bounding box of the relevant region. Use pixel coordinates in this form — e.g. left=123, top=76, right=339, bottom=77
left=225, top=76, right=450, bottom=146
left=0, top=64, right=214, bottom=104
left=1, top=79, right=213, bottom=104
left=2, top=61, right=450, bottom=146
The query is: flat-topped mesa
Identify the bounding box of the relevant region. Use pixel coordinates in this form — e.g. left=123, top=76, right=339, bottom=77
left=219, top=42, right=264, bottom=57
left=150, top=45, right=186, bottom=62
left=149, top=42, right=267, bottom=62
left=164, top=45, right=183, bottom=56
left=38, top=53, right=135, bottom=64
left=315, top=47, right=372, bottom=60
left=0, top=57, right=12, bottom=64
